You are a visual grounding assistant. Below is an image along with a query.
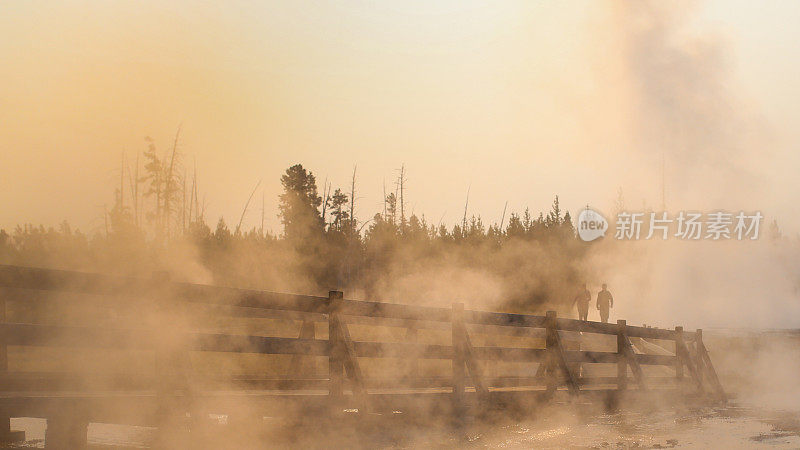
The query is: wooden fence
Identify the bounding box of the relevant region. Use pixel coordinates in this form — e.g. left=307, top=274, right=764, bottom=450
left=0, top=264, right=725, bottom=448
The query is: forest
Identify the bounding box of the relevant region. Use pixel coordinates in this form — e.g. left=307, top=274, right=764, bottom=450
left=0, top=137, right=588, bottom=314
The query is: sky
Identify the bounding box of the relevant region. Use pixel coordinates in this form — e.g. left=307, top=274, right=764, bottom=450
left=2, top=0, right=800, bottom=236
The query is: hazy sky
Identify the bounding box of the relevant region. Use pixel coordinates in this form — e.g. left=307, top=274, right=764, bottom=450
left=2, top=0, right=800, bottom=235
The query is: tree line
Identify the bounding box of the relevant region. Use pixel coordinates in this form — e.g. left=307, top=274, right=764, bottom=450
left=0, top=137, right=588, bottom=313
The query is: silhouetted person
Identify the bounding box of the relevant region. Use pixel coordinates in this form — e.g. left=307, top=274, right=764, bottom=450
left=572, top=283, right=591, bottom=321
left=596, top=283, right=614, bottom=323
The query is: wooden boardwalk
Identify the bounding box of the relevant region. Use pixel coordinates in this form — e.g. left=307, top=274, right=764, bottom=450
left=0, top=264, right=725, bottom=448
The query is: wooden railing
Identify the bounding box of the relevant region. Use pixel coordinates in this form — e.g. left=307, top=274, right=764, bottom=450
left=0, top=264, right=725, bottom=448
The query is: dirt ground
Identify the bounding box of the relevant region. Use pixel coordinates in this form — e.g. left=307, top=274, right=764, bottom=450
left=6, top=400, right=800, bottom=449
left=5, top=330, right=800, bottom=448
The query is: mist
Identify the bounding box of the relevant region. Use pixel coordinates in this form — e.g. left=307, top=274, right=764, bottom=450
left=2, top=0, right=800, bottom=448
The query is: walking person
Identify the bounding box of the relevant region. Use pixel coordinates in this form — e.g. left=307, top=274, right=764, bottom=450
left=572, top=283, right=591, bottom=321
left=596, top=283, right=614, bottom=323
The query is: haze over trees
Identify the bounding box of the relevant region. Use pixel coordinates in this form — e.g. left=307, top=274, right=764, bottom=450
left=0, top=140, right=587, bottom=313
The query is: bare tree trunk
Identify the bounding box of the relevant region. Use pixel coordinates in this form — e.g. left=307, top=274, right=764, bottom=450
left=321, top=176, right=328, bottom=229
left=399, top=165, right=405, bottom=233
left=155, top=179, right=161, bottom=237
left=191, top=161, right=197, bottom=224
left=120, top=151, right=125, bottom=212
left=235, top=179, right=261, bottom=235
left=182, top=170, right=187, bottom=233
left=163, top=125, right=182, bottom=239
left=260, top=190, right=265, bottom=237
left=349, top=166, right=357, bottom=231
left=462, top=184, right=470, bottom=236
left=128, top=153, right=140, bottom=228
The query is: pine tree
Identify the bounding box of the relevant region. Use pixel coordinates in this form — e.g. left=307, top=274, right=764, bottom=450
left=327, top=188, right=349, bottom=232
left=278, top=164, right=323, bottom=241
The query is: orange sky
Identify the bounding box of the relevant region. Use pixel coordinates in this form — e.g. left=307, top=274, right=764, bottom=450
left=3, top=1, right=800, bottom=235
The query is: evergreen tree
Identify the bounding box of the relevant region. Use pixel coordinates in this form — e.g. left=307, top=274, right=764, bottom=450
left=546, top=195, right=562, bottom=228
left=327, top=188, right=349, bottom=232
left=278, top=164, right=323, bottom=241
left=506, top=213, right=524, bottom=238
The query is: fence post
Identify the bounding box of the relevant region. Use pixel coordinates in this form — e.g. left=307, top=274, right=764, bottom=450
left=458, top=311, right=489, bottom=402
left=617, top=319, right=628, bottom=392
left=675, top=326, right=684, bottom=382
left=687, top=337, right=704, bottom=386
left=334, top=310, right=368, bottom=412
left=451, top=303, right=466, bottom=413
left=0, top=290, right=24, bottom=444
left=695, top=329, right=725, bottom=401
left=692, top=329, right=706, bottom=384
left=544, top=311, right=558, bottom=398
left=327, top=291, right=344, bottom=407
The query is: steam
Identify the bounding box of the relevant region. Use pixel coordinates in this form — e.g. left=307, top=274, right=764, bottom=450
left=581, top=0, right=800, bottom=414
left=576, top=0, right=797, bottom=327
left=3, top=1, right=800, bottom=446
left=612, top=0, right=764, bottom=208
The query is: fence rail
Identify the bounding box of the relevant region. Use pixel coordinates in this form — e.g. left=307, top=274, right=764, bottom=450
left=0, top=264, right=724, bottom=448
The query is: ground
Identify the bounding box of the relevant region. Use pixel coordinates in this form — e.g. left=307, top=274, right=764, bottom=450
left=6, top=401, right=800, bottom=448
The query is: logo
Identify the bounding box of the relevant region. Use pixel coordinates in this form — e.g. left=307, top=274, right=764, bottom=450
left=614, top=211, right=762, bottom=240
left=577, top=207, right=608, bottom=242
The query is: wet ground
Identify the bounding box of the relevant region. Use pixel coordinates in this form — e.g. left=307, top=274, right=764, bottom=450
left=6, top=402, right=800, bottom=448
left=471, top=404, right=800, bottom=449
